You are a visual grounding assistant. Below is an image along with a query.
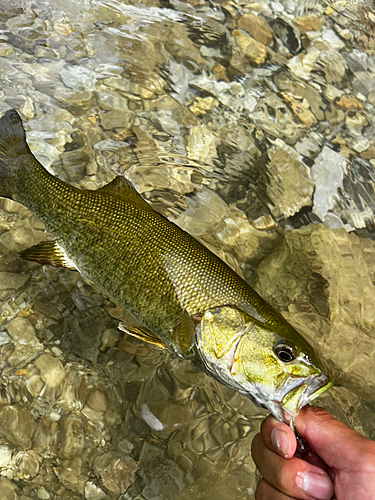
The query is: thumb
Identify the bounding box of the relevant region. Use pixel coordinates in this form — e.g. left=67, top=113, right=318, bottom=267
left=295, top=405, right=370, bottom=469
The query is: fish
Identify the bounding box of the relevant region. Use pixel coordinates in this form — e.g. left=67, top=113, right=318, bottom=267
left=0, top=109, right=332, bottom=423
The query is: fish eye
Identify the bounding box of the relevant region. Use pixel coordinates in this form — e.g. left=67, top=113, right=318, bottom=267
left=274, top=342, right=296, bottom=363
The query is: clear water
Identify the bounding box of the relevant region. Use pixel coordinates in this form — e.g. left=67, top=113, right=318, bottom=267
left=0, top=0, right=374, bottom=498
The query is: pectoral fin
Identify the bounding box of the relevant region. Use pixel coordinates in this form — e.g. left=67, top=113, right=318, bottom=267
left=118, top=322, right=167, bottom=349
left=172, top=312, right=198, bottom=359
left=19, top=241, right=78, bottom=271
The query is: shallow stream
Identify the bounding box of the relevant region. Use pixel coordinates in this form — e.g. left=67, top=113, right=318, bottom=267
left=0, top=0, right=374, bottom=498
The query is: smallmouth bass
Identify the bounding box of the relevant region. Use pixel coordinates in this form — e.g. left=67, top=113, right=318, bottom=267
left=0, top=109, right=331, bottom=423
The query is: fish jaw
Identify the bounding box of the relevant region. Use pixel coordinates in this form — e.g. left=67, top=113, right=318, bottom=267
left=276, top=372, right=333, bottom=424
left=240, top=372, right=332, bottom=424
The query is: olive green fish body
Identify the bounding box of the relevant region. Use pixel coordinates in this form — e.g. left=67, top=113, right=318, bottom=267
left=0, top=111, right=288, bottom=346
left=0, top=110, right=331, bottom=422
left=20, top=174, right=288, bottom=348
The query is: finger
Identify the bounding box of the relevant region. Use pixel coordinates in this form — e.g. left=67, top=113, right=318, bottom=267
left=294, top=446, right=330, bottom=475
left=255, top=478, right=295, bottom=500
left=252, top=433, right=333, bottom=500
left=260, top=414, right=297, bottom=458
left=295, top=405, right=374, bottom=469
left=259, top=414, right=331, bottom=475
left=260, top=415, right=329, bottom=473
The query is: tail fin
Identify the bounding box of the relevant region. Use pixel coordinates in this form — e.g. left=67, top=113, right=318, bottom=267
left=0, top=109, right=32, bottom=199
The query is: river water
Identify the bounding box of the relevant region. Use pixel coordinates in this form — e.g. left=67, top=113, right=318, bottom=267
left=0, top=0, right=374, bottom=499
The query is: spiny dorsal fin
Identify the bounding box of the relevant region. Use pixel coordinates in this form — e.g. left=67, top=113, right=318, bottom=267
left=118, top=322, right=167, bottom=349
left=19, top=240, right=78, bottom=271
left=96, top=176, right=151, bottom=208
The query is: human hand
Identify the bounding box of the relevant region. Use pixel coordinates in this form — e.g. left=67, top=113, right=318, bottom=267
left=251, top=405, right=375, bottom=499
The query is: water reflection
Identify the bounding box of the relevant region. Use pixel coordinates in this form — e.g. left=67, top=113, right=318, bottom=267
left=0, top=0, right=374, bottom=498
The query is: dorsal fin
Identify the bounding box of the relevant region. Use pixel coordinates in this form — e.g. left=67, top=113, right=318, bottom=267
left=96, top=176, right=151, bottom=208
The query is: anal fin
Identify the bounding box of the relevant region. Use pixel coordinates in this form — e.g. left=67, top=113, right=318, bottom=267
left=118, top=322, right=167, bottom=349
left=19, top=240, right=78, bottom=271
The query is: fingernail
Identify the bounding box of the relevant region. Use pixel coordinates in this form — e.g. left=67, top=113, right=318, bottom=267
left=296, top=471, right=332, bottom=500
left=270, top=427, right=289, bottom=457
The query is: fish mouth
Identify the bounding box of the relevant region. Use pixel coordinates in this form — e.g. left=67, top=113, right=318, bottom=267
left=276, top=372, right=332, bottom=424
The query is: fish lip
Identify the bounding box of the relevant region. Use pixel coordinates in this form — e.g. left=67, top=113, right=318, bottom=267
left=304, top=371, right=331, bottom=400
left=275, top=371, right=331, bottom=423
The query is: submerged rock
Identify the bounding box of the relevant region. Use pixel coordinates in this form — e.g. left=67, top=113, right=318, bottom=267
left=266, top=142, right=314, bottom=218
left=0, top=405, right=36, bottom=448
left=232, top=30, right=268, bottom=66
left=0, top=478, right=17, bottom=500
left=34, top=353, right=65, bottom=390
left=311, top=146, right=348, bottom=224
left=58, top=413, right=85, bottom=460
left=237, top=14, right=273, bottom=46
left=93, top=452, right=138, bottom=495
left=4, top=317, right=43, bottom=367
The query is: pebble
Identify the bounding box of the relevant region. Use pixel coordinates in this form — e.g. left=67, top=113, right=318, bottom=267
left=293, top=14, right=321, bottom=34
left=0, top=331, right=11, bottom=345
left=316, top=49, right=346, bottom=84
left=232, top=30, right=268, bottom=66
left=0, top=445, right=12, bottom=468
left=237, top=13, right=273, bottom=46
left=54, top=457, right=88, bottom=494
left=187, top=125, right=220, bottom=165
left=58, top=413, right=85, bottom=459
left=336, top=95, right=363, bottom=110
left=84, top=481, right=107, bottom=500
left=99, top=328, right=120, bottom=351
left=118, top=438, right=134, bottom=454
left=251, top=214, right=277, bottom=231
left=97, top=92, right=128, bottom=111
left=98, top=109, right=132, bottom=130
left=189, top=96, right=218, bottom=115
left=86, top=388, right=108, bottom=413
left=353, top=73, right=375, bottom=96
left=24, top=372, right=44, bottom=398
left=0, top=225, right=43, bottom=254
left=14, top=450, right=40, bottom=479
left=4, top=317, right=43, bottom=367
left=93, top=452, right=138, bottom=495
left=34, top=353, right=65, bottom=389
left=311, top=146, right=347, bottom=222
left=176, top=188, right=228, bottom=237
left=37, top=487, right=50, bottom=499
left=60, top=65, right=96, bottom=91
left=0, top=406, right=36, bottom=448
left=266, top=142, right=314, bottom=218
left=0, top=478, right=17, bottom=500
left=321, top=28, right=345, bottom=50
left=212, top=62, right=229, bottom=82
left=33, top=292, right=61, bottom=321
left=281, top=93, right=317, bottom=127
left=0, top=43, right=14, bottom=57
